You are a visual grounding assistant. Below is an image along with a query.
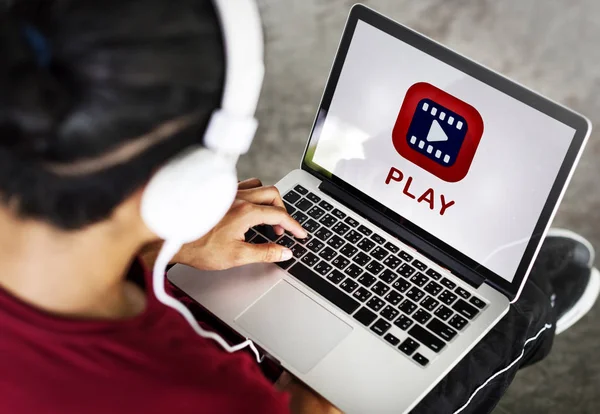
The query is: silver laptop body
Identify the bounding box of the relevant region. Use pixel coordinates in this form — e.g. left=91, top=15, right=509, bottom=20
left=169, top=5, right=591, bottom=413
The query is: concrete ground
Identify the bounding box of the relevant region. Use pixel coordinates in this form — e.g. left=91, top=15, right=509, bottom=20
left=239, top=1, right=600, bottom=412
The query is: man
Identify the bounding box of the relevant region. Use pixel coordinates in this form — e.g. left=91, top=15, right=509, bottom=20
left=0, top=1, right=597, bottom=413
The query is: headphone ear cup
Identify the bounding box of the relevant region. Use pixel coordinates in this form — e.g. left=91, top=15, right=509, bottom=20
left=141, top=147, right=238, bottom=243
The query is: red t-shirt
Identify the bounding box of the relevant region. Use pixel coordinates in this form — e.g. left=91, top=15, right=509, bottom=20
left=0, top=261, right=290, bottom=414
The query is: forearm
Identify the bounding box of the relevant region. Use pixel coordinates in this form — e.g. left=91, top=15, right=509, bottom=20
left=276, top=372, right=342, bottom=414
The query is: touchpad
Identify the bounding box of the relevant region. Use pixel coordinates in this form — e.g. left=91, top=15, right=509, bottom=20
left=235, top=281, right=352, bottom=374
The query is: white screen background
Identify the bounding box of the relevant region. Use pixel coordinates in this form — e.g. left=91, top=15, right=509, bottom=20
left=312, top=21, right=575, bottom=282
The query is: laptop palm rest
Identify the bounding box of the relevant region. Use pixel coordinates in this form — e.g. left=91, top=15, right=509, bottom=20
left=235, top=281, right=352, bottom=374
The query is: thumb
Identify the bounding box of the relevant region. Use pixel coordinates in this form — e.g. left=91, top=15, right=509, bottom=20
left=236, top=242, right=294, bottom=266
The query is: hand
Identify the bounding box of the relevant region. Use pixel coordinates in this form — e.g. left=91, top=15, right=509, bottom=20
left=275, top=371, right=343, bottom=414
left=141, top=178, right=307, bottom=271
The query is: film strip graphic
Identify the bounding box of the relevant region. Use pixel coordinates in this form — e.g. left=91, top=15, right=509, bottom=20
left=406, top=98, right=468, bottom=167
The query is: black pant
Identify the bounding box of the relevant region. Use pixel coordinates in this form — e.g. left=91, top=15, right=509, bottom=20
left=412, top=266, right=557, bottom=414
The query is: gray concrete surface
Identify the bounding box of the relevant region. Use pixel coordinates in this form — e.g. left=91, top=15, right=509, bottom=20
left=239, top=1, right=600, bottom=412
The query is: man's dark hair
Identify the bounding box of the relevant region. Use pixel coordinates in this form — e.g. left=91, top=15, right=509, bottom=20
left=0, top=0, right=225, bottom=229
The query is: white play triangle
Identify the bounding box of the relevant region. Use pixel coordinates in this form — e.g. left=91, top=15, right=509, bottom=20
left=426, top=119, right=448, bottom=142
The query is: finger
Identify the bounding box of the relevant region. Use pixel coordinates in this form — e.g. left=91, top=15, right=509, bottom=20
left=239, top=203, right=307, bottom=238
left=238, top=178, right=263, bottom=190
left=237, top=185, right=285, bottom=209
left=235, top=242, right=293, bottom=266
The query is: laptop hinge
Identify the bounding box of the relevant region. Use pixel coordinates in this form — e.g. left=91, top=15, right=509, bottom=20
left=319, top=180, right=485, bottom=289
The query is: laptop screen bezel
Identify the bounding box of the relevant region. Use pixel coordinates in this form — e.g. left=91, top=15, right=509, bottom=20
left=300, top=4, right=590, bottom=301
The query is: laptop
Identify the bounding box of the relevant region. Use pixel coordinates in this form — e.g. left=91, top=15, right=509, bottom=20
left=168, top=5, right=591, bottom=413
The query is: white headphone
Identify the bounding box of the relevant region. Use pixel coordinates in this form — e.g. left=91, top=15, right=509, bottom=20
left=140, top=0, right=266, bottom=363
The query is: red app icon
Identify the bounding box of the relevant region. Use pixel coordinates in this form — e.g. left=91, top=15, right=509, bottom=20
left=392, top=82, right=484, bottom=182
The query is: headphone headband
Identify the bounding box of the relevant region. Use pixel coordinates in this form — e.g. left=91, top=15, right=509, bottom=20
left=205, top=0, right=265, bottom=155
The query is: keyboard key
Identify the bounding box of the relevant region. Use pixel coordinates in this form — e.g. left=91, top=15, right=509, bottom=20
left=408, top=325, right=445, bottom=353
left=319, top=201, right=333, bottom=212
left=453, top=299, right=479, bottom=319
left=357, top=225, right=372, bottom=236
left=353, top=252, right=371, bottom=266
left=283, top=202, right=295, bottom=215
left=383, top=255, right=401, bottom=270
left=327, top=235, right=345, bottom=249
left=340, top=244, right=358, bottom=258
left=295, top=234, right=310, bottom=245
left=381, top=305, right=400, bottom=321
left=332, top=208, right=346, bottom=220
left=398, top=338, right=420, bottom=355
left=306, top=239, right=324, bottom=253
left=469, top=296, right=486, bottom=309
left=399, top=299, right=417, bottom=315
left=283, top=190, right=301, bottom=204
left=371, top=233, right=385, bottom=245
left=399, top=250, right=414, bottom=262
left=318, top=247, right=336, bottom=261
left=371, top=281, right=390, bottom=297
left=358, top=274, right=376, bottom=287
left=288, top=263, right=360, bottom=314
left=439, top=290, right=458, bottom=306
left=274, top=235, right=293, bottom=248
left=326, top=270, right=345, bottom=284
left=307, top=206, right=325, bottom=220
left=291, top=211, right=308, bottom=225
left=412, top=259, right=427, bottom=271
left=344, top=230, right=363, bottom=244
left=427, top=318, right=457, bottom=341
left=319, top=214, right=337, bottom=227
left=412, top=353, right=429, bottom=366
left=306, top=192, right=321, bottom=204
left=256, top=224, right=281, bottom=241
left=314, top=261, right=333, bottom=276
left=380, top=269, right=398, bottom=284
left=384, top=242, right=400, bottom=254
left=340, top=278, right=359, bottom=293
left=295, top=198, right=312, bottom=212
left=301, top=251, right=320, bottom=266
left=413, top=309, right=432, bottom=325
left=354, top=307, right=377, bottom=326
left=421, top=296, right=440, bottom=312
left=302, top=219, right=319, bottom=233
left=357, top=238, right=376, bottom=252
left=455, top=287, right=471, bottom=299
left=314, top=228, right=333, bottom=241
left=384, top=333, right=400, bottom=346
left=440, top=277, right=457, bottom=290
left=370, top=318, right=391, bottom=336
left=370, top=246, right=389, bottom=261
left=332, top=222, right=350, bottom=236
left=425, top=268, right=442, bottom=280
left=406, top=287, right=425, bottom=303
left=434, top=305, right=453, bottom=321
left=424, top=281, right=443, bottom=296
left=344, top=263, right=363, bottom=279
left=392, top=279, right=411, bottom=293
left=449, top=314, right=468, bottom=331
left=353, top=287, right=372, bottom=302
left=366, top=260, right=384, bottom=276
left=276, top=257, right=295, bottom=270
left=244, top=229, right=257, bottom=242
left=366, top=297, right=385, bottom=312
left=394, top=315, right=414, bottom=331
left=384, top=290, right=403, bottom=306
left=398, top=263, right=416, bottom=278
left=294, top=185, right=308, bottom=195
left=344, top=216, right=359, bottom=227
left=332, top=255, right=350, bottom=270
left=410, top=272, right=429, bottom=287
left=252, top=234, right=268, bottom=244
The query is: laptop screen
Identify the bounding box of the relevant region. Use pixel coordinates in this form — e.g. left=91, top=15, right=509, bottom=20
left=304, top=18, right=579, bottom=284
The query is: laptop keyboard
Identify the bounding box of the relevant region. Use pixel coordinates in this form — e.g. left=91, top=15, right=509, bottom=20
left=245, top=185, right=488, bottom=368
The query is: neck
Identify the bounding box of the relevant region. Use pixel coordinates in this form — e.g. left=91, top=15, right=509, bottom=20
left=0, top=208, right=147, bottom=320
